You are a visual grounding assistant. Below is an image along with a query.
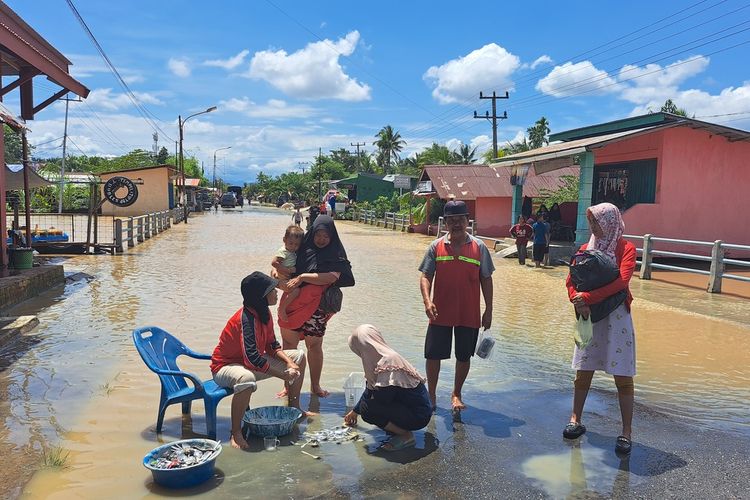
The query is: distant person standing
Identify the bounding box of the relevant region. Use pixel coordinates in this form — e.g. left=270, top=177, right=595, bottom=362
left=308, top=202, right=320, bottom=231
left=292, top=207, right=303, bottom=227
left=328, top=196, right=336, bottom=218
left=510, top=215, right=533, bottom=265
left=532, top=216, right=549, bottom=268
left=542, top=215, right=552, bottom=266
left=419, top=200, right=494, bottom=412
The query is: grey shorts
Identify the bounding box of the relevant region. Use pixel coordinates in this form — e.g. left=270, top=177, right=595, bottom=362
left=212, top=349, right=305, bottom=393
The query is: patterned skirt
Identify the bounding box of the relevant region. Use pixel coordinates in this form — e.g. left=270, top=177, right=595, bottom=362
left=572, top=304, right=636, bottom=377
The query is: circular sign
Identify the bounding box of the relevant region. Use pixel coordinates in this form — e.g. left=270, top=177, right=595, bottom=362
left=104, top=176, right=138, bottom=207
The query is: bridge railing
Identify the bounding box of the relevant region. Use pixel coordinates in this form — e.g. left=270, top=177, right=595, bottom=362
left=113, top=209, right=182, bottom=253
left=624, top=234, right=750, bottom=293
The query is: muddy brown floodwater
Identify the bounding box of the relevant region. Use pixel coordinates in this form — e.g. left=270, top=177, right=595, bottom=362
left=0, top=206, right=747, bottom=498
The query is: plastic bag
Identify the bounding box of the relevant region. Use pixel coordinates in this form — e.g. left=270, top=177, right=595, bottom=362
left=475, top=330, right=496, bottom=359
left=573, top=316, right=593, bottom=349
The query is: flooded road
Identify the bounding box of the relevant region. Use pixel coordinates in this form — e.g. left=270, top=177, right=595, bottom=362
left=1, top=207, right=748, bottom=498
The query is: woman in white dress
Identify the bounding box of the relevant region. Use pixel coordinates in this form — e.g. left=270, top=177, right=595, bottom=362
left=563, top=202, right=637, bottom=454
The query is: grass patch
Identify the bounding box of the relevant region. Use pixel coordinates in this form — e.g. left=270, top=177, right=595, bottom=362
left=42, top=446, right=70, bottom=468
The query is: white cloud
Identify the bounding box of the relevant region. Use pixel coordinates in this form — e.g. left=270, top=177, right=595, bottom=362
left=470, top=134, right=492, bottom=151
left=629, top=82, right=750, bottom=119
left=67, top=53, right=143, bottom=83
left=618, top=55, right=710, bottom=104
left=445, top=138, right=462, bottom=151
left=219, top=97, right=318, bottom=119
left=247, top=31, right=371, bottom=101
left=203, top=50, right=250, bottom=70
left=536, top=61, right=621, bottom=97
left=424, top=44, right=521, bottom=104
left=168, top=57, right=191, bottom=77
left=530, top=55, right=553, bottom=70
left=83, top=88, right=163, bottom=111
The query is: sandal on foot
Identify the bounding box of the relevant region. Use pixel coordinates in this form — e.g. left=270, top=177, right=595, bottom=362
left=563, top=422, right=586, bottom=439
left=615, top=435, right=632, bottom=454
left=379, top=435, right=416, bottom=452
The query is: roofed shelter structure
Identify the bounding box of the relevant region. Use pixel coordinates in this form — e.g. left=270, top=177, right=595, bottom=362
left=0, top=1, right=89, bottom=272
left=419, top=164, right=578, bottom=237
left=491, top=113, right=750, bottom=248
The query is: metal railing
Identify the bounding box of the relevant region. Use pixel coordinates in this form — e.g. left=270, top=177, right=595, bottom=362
left=112, top=208, right=184, bottom=254
left=624, top=233, right=750, bottom=293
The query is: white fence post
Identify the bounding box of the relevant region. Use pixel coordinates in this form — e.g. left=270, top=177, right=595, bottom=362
left=114, top=219, right=123, bottom=253
left=127, top=217, right=134, bottom=248
left=640, top=234, right=652, bottom=280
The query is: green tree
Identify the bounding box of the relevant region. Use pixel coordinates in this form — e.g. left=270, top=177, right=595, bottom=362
left=4, top=125, right=24, bottom=163
left=527, top=117, right=551, bottom=149
left=419, top=143, right=459, bottom=165
left=537, top=175, right=580, bottom=205
left=373, top=125, right=405, bottom=174
left=481, top=148, right=503, bottom=164
left=660, top=99, right=689, bottom=117
left=156, top=146, right=169, bottom=164
left=455, top=144, right=477, bottom=164
left=397, top=155, right=422, bottom=176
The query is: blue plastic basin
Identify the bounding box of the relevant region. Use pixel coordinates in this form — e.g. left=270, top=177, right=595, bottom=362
left=143, top=439, right=221, bottom=489
left=242, top=406, right=303, bottom=438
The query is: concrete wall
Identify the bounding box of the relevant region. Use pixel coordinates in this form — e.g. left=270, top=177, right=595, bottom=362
left=0, top=265, right=64, bottom=312
left=594, top=127, right=750, bottom=254
left=475, top=197, right=511, bottom=238
left=100, top=168, right=171, bottom=217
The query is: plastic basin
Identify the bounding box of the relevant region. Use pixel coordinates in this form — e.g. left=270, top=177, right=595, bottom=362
left=143, top=439, right=221, bottom=489
left=242, top=406, right=303, bottom=438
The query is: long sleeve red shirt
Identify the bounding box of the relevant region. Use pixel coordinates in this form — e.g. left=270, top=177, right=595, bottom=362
left=566, top=238, right=636, bottom=310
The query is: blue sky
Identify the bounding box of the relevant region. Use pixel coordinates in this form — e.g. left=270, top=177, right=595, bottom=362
left=8, top=0, right=750, bottom=183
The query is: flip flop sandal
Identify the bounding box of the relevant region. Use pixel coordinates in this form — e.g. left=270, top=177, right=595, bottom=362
left=378, top=435, right=416, bottom=452
left=563, top=422, right=586, bottom=439
left=615, top=436, right=632, bottom=454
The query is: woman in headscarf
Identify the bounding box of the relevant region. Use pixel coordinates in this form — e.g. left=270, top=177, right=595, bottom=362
left=344, top=325, right=432, bottom=451
left=211, top=272, right=310, bottom=449
left=277, top=215, right=354, bottom=398
left=563, top=203, right=637, bottom=455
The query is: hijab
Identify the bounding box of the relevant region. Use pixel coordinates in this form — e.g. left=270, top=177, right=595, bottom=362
left=240, top=271, right=278, bottom=324
left=348, top=324, right=426, bottom=390
left=587, top=202, right=625, bottom=259
left=297, top=215, right=354, bottom=287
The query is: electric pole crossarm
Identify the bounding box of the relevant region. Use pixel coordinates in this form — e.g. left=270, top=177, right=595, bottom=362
left=473, top=91, right=509, bottom=160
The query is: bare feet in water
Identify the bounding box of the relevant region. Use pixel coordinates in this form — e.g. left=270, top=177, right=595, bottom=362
left=451, top=393, right=467, bottom=411
left=311, top=387, right=330, bottom=398
left=230, top=431, right=249, bottom=450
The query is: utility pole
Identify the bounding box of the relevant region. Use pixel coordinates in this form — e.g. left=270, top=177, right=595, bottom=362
left=350, top=141, right=365, bottom=171
left=474, top=91, right=509, bottom=160
left=318, top=147, right=323, bottom=201
left=152, top=132, right=158, bottom=163
left=58, top=97, right=69, bottom=214
left=298, top=161, right=309, bottom=174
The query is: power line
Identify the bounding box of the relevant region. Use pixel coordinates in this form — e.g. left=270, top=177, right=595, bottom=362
left=65, top=0, right=175, bottom=142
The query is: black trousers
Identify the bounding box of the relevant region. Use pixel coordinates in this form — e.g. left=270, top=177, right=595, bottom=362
left=359, top=396, right=431, bottom=431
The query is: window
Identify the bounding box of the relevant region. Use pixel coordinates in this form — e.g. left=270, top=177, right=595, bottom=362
left=593, top=159, right=657, bottom=210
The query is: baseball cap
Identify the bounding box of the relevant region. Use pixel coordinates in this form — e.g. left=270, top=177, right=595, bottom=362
left=444, top=200, right=469, bottom=217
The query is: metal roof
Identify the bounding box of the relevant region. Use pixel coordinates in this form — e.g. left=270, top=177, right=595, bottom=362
left=420, top=164, right=579, bottom=200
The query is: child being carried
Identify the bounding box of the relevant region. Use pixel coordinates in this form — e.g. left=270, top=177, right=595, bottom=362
left=271, top=225, right=305, bottom=321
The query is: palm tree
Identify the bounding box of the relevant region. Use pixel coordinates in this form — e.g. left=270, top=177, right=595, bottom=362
left=456, top=144, right=478, bottom=165
left=527, top=117, right=551, bottom=149
left=660, top=99, right=689, bottom=117
left=373, top=125, right=405, bottom=174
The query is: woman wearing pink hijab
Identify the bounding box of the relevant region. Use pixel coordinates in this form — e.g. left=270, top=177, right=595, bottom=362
left=344, top=325, right=432, bottom=451
left=563, top=203, right=637, bottom=455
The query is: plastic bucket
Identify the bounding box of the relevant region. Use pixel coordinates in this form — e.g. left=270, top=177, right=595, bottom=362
left=10, top=248, right=33, bottom=269
left=343, top=372, right=366, bottom=408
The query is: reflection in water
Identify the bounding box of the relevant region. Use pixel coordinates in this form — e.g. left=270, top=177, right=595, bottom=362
left=0, top=206, right=746, bottom=498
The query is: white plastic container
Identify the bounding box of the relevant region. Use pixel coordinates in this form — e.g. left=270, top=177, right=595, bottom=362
left=343, top=372, right=366, bottom=408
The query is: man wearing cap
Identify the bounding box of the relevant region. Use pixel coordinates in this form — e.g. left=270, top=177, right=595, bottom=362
left=419, top=200, right=494, bottom=412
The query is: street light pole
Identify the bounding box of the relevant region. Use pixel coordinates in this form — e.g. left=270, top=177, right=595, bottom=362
left=213, top=146, right=232, bottom=191
left=178, top=105, right=217, bottom=223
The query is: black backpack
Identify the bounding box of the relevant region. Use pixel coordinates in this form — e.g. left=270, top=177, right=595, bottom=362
left=569, top=250, right=626, bottom=323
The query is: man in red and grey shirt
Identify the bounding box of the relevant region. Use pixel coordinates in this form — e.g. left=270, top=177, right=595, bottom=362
left=419, top=200, right=494, bottom=413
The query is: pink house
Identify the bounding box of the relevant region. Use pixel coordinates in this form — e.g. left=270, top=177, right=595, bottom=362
left=418, top=165, right=578, bottom=237
left=492, top=113, right=750, bottom=254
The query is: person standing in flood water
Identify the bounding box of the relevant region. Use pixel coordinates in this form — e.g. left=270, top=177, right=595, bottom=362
left=419, top=200, right=494, bottom=412
left=277, top=215, right=355, bottom=398
left=563, top=202, right=637, bottom=455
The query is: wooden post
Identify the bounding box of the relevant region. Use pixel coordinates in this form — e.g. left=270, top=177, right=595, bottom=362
left=114, top=219, right=123, bottom=253
left=708, top=240, right=724, bottom=293
left=144, top=214, right=151, bottom=239
left=437, top=216, right=443, bottom=235
left=127, top=218, right=134, bottom=247
left=640, top=234, right=652, bottom=280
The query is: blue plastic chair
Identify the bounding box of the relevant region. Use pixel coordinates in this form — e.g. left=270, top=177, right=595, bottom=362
left=132, top=326, right=233, bottom=439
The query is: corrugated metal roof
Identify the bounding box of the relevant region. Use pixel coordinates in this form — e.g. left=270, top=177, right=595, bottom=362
left=421, top=164, right=579, bottom=200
